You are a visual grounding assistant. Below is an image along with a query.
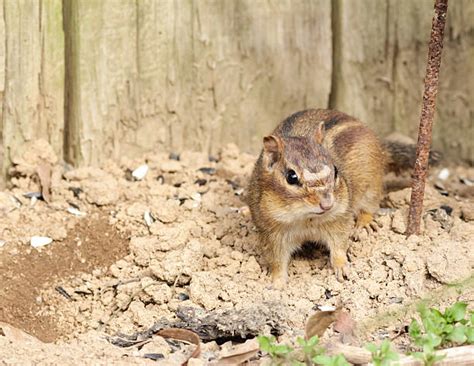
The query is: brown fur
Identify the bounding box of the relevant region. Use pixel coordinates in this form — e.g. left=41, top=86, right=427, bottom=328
left=247, top=109, right=386, bottom=286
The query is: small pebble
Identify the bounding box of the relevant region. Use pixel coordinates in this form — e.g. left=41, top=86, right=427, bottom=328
left=437, top=168, right=450, bottom=180
left=0, top=240, right=6, bottom=248
left=318, top=305, right=336, bottom=311
left=169, top=152, right=180, bottom=161
left=191, top=193, right=201, bottom=202
left=132, top=164, right=149, bottom=181
left=144, top=210, right=155, bottom=227
left=194, top=179, right=207, bottom=186
left=178, top=293, right=190, bottom=301
left=67, top=206, right=86, bottom=217
left=460, top=177, right=474, bottom=186
left=23, top=192, right=43, bottom=200
left=31, top=236, right=53, bottom=248
left=198, top=167, right=216, bottom=175
left=69, top=187, right=83, bottom=198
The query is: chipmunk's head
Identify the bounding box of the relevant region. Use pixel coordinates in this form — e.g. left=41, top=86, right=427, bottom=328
left=260, top=123, right=349, bottom=223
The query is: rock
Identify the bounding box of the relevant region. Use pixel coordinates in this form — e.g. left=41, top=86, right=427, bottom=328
left=30, top=236, right=53, bottom=248
left=153, top=199, right=180, bottom=223
left=83, top=175, right=119, bottom=206
left=150, top=240, right=203, bottom=285
left=132, top=164, right=148, bottom=180
left=188, top=271, right=221, bottom=310
left=141, top=278, right=172, bottom=305
left=461, top=203, right=474, bottom=222
left=391, top=209, right=407, bottom=234
left=426, top=239, right=472, bottom=283
left=160, top=160, right=182, bottom=173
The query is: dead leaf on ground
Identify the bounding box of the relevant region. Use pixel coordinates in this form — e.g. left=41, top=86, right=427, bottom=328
left=305, top=308, right=341, bottom=339
left=333, top=310, right=357, bottom=344
left=37, top=163, right=52, bottom=203
left=157, top=328, right=201, bottom=366
left=211, top=338, right=259, bottom=365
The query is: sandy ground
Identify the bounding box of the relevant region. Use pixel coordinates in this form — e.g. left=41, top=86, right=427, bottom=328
left=0, top=140, right=473, bottom=365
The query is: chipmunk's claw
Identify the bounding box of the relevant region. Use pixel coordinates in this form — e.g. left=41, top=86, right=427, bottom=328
left=351, top=212, right=380, bottom=241
left=331, top=251, right=349, bottom=282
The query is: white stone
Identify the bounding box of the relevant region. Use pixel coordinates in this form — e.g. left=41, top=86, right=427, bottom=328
left=31, top=236, right=53, bottom=248
left=132, top=164, right=149, bottom=180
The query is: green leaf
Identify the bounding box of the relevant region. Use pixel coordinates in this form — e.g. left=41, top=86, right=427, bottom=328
left=380, top=339, right=391, bottom=354
left=313, top=354, right=331, bottom=366
left=447, top=302, right=467, bottom=322
left=313, top=354, right=350, bottom=366
left=409, top=320, right=421, bottom=341
left=412, top=352, right=425, bottom=361
left=273, top=344, right=293, bottom=355
left=257, top=335, right=273, bottom=352
left=425, top=333, right=442, bottom=349
left=466, top=327, right=474, bottom=344
left=308, top=336, right=319, bottom=347
left=385, top=351, right=400, bottom=361
left=447, top=325, right=467, bottom=344
left=365, top=343, right=377, bottom=353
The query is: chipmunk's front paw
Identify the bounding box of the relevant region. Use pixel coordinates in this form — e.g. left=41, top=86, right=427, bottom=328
left=351, top=212, right=380, bottom=241
left=330, top=252, right=349, bottom=282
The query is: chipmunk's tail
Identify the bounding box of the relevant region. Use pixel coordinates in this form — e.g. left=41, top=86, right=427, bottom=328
left=382, top=139, right=442, bottom=174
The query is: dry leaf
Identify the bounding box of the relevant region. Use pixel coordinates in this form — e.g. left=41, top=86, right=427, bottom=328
left=157, top=328, right=201, bottom=366
left=36, top=163, right=52, bottom=203
left=211, top=338, right=259, bottom=365
left=333, top=311, right=356, bottom=335
left=333, top=311, right=357, bottom=344
left=305, top=308, right=341, bottom=339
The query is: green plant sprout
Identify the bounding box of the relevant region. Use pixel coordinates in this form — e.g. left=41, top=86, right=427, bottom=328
left=365, top=339, right=399, bottom=366
left=408, top=301, right=474, bottom=365
left=257, top=302, right=472, bottom=366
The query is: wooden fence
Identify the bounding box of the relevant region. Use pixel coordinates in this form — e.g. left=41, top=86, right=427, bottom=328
left=0, top=0, right=473, bottom=184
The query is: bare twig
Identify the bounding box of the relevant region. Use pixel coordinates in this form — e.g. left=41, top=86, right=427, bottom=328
left=406, top=0, right=449, bottom=235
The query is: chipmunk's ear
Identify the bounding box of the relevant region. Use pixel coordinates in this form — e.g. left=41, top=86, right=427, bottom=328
left=263, top=135, right=283, bottom=168
left=314, top=121, right=325, bottom=144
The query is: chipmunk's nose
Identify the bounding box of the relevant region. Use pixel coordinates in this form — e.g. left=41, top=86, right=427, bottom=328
left=319, top=193, right=334, bottom=211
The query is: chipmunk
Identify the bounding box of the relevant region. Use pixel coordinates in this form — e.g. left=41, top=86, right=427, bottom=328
left=246, top=108, right=440, bottom=287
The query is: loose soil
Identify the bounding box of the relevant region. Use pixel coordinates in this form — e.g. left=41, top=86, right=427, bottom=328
left=0, top=140, right=473, bottom=364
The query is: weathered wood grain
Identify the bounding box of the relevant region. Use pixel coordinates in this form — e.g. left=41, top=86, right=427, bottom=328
left=1, top=0, right=473, bottom=181
left=0, top=0, right=4, bottom=139
left=63, top=0, right=332, bottom=166
left=2, top=0, right=64, bottom=175
left=332, top=0, right=474, bottom=161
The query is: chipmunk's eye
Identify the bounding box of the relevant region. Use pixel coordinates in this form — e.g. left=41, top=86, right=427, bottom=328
left=334, top=165, right=339, bottom=179
left=286, top=169, right=299, bottom=185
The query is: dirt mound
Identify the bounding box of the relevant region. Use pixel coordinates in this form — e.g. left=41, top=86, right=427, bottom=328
left=0, top=142, right=473, bottom=364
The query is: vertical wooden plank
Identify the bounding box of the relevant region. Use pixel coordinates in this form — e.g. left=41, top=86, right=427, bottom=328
left=65, top=0, right=332, bottom=165
left=393, top=0, right=474, bottom=162
left=2, top=0, right=64, bottom=174
left=0, top=0, right=4, bottom=139
left=330, top=0, right=396, bottom=137
left=437, top=0, right=474, bottom=162
left=190, top=0, right=333, bottom=154
left=332, top=0, right=473, bottom=162
left=0, top=0, right=4, bottom=187
left=64, top=0, right=138, bottom=166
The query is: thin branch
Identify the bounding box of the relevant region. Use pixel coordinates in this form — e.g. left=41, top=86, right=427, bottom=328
left=406, top=0, right=449, bottom=235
